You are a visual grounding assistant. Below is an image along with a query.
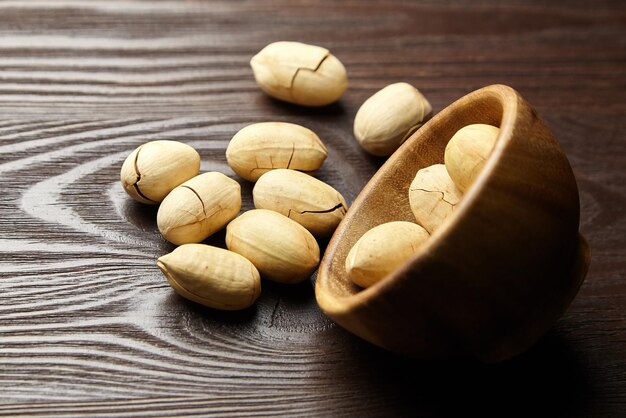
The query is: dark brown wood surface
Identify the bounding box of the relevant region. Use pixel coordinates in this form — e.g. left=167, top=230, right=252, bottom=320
left=0, top=1, right=624, bottom=416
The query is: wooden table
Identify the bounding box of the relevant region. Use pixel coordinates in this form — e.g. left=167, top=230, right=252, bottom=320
left=1, top=1, right=624, bottom=416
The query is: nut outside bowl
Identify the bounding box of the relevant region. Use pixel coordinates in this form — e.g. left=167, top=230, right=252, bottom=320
left=315, top=84, right=590, bottom=363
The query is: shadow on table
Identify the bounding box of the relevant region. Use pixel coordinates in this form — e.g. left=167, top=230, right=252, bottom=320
left=162, top=265, right=327, bottom=331
left=256, top=94, right=349, bottom=118
left=121, top=198, right=159, bottom=231
left=344, top=330, right=594, bottom=417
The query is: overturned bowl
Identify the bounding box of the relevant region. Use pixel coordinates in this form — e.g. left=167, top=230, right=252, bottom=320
left=315, top=84, right=590, bottom=363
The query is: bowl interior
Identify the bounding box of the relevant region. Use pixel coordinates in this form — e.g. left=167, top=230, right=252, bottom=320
left=316, top=85, right=515, bottom=314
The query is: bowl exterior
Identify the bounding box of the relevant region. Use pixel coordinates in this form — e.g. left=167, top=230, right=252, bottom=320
left=316, top=84, right=590, bottom=362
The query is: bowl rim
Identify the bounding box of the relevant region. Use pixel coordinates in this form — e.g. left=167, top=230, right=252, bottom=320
left=315, top=84, right=520, bottom=315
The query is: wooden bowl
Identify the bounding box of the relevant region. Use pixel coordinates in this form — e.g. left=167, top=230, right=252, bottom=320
left=315, top=84, right=590, bottom=363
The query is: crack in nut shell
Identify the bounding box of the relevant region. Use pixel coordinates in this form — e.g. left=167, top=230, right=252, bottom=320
left=250, top=41, right=348, bottom=106
left=120, top=140, right=200, bottom=204
left=226, top=122, right=327, bottom=182
left=157, top=172, right=241, bottom=245
left=409, top=164, right=462, bottom=234
left=253, top=169, right=347, bottom=237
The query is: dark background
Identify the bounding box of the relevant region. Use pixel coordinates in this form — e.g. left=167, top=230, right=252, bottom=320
left=0, top=1, right=624, bottom=416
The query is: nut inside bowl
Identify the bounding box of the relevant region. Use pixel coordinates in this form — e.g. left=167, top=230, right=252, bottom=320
left=315, top=84, right=590, bottom=363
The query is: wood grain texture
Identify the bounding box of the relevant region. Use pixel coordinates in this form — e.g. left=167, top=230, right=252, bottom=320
left=0, top=0, right=624, bottom=416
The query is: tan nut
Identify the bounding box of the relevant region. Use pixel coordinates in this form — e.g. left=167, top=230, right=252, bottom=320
left=445, top=123, right=500, bottom=192
left=120, top=140, right=200, bottom=204
left=225, top=209, right=320, bottom=284
left=253, top=169, right=347, bottom=237
left=157, top=172, right=241, bottom=245
left=345, top=221, right=430, bottom=288
left=226, top=122, right=327, bottom=182
left=354, top=82, right=432, bottom=156
left=157, top=244, right=261, bottom=311
left=409, top=164, right=462, bottom=233
left=250, top=41, right=348, bottom=106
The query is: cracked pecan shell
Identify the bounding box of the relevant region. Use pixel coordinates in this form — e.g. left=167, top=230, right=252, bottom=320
left=120, top=140, right=200, bottom=204
left=408, top=164, right=462, bottom=234
left=226, top=122, right=327, bottom=182
left=250, top=41, right=348, bottom=106
left=157, top=172, right=241, bottom=245
left=253, top=169, right=347, bottom=237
